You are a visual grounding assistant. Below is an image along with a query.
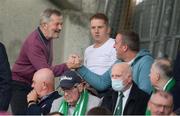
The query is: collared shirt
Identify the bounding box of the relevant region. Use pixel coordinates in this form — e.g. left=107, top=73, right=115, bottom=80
left=128, top=58, right=135, bottom=65
left=114, top=85, right=132, bottom=114
left=40, top=91, right=55, bottom=103
left=37, top=27, right=49, bottom=45
left=122, top=85, right=132, bottom=112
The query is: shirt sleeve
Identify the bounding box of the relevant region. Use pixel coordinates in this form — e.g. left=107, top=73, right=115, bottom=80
left=110, top=46, right=117, bottom=63
left=76, top=65, right=111, bottom=91
left=26, top=41, right=68, bottom=77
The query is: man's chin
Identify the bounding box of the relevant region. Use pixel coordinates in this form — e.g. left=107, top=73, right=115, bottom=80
left=53, top=35, right=60, bottom=39
left=68, top=101, right=76, bottom=106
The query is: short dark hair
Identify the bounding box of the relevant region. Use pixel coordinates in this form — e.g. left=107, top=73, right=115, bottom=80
left=87, top=106, right=112, bottom=115
left=118, top=31, right=140, bottom=52
left=90, top=13, right=109, bottom=25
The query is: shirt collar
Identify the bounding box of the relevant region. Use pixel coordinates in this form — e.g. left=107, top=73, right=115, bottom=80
left=40, top=91, right=55, bottom=102
left=128, top=58, right=135, bottom=65
left=121, top=84, right=132, bottom=98
left=37, top=27, right=49, bottom=45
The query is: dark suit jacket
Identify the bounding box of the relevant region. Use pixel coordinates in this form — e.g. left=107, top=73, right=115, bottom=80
left=173, top=51, right=180, bottom=110
left=26, top=91, right=61, bottom=115
left=0, top=42, right=12, bottom=111
left=101, top=82, right=150, bottom=115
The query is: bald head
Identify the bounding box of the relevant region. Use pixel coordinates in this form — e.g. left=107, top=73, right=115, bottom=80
left=33, top=68, right=54, bottom=85
left=32, top=68, right=55, bottom=97
left=111, top=63, right=132, bottom=92
left=111, top=62, right=132, bottom=79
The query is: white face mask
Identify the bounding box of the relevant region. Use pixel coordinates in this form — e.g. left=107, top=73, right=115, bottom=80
left=111, top=79, right=125, bottom=92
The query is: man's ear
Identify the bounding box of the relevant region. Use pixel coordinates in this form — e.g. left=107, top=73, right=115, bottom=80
left=123, top=44, right=128, bottom=52
left=127, top=75, right=132, bottom=83
left=41, top=23, right=48, bottom=30
left=147, top=101, right=152, bottom=110
left=156, top=72, right=160, bottom=81
left=77, top=83, right=84, bottom=92
left=42, top=82, right=47, bottom=89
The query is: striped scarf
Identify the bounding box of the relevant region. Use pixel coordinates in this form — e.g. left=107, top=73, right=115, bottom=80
left=58, top=90, right=89, bottom=115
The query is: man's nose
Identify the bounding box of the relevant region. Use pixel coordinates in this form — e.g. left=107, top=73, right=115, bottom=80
left=64, top=91, right=68, bottom=96
left=59, top=24, right=63, bottom=30
left=95, top=28, right=99, bottom=33
left=113, top=44, right=115, bottom=48
left=159, top=106, right=165, bottom=113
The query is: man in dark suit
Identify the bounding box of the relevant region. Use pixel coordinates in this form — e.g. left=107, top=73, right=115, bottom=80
left=0, top=42, right=12, bottom=111
left=173, top=51, right=180, bottom=111
left=101, top=63, right=150, bottom=115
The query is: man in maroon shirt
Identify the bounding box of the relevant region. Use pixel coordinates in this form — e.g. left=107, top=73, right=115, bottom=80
left=11, top=8, right=71, bottom=114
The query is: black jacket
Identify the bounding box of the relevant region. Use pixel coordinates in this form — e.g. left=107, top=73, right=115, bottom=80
left=101, top=82, right=150, bottom=115
left=173, top=51, right=180, bottom=110
left=26, top=91, right=61, bottom=115
left=0, top=42, right=12, bottom=111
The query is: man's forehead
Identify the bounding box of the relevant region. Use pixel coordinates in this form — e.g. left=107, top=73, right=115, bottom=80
left=153, top=94, right=170, bottom=102
left=112, top=68, right=124, bottom=77
left=115, top=35, right=123, bottom=42
left=90, top=19, right=107, bottom=25
left=49, top=15, right=62, bottom=21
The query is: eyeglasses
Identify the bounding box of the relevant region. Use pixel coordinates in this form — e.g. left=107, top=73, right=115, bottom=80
left=150, top=101, right=172, bottom=109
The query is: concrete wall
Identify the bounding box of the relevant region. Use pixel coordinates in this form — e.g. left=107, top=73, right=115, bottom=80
left=0, top=0, right=104, bottom=67
left=0, top=0, right=59, bottom=66
left=59, top=10, right=92, bottom=62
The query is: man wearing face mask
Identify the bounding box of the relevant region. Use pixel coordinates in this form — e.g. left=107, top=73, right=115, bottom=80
left=101, top=63, right=150, bottom=115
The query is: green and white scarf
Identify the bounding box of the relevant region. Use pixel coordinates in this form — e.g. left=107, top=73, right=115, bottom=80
left=58, top=90, right=89, bottom=115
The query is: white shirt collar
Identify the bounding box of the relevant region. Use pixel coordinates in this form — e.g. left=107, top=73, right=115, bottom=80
left=115, top=84, right=132, bottom=114
left=122, top=84, right=132, bottom=98
left=128, top=58, right=135, bottom=65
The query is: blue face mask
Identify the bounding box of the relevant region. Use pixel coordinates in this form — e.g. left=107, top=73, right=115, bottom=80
left=111, top=79, right=125, bottom=92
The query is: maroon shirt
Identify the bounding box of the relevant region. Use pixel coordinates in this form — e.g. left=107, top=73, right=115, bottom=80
left=12, top=28, right=68, bottom=85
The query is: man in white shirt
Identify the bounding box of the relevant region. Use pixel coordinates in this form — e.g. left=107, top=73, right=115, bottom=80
left=101, top=63, right=150, bottom=115
left=84, top=13, right=117, bottom=75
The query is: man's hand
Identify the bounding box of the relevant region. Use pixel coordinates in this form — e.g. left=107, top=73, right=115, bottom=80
left=27, top=89, right=38, bottom=103
left=66, top=54, right=82, bottom=69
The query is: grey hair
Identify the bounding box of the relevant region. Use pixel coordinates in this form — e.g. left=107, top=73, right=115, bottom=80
left=39, top=8, right=62, bottom=25
left=152, top=57, right=173, bottom=80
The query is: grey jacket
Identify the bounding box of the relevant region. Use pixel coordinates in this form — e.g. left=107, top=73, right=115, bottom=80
left=50, top=94, right=102, bottom=115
